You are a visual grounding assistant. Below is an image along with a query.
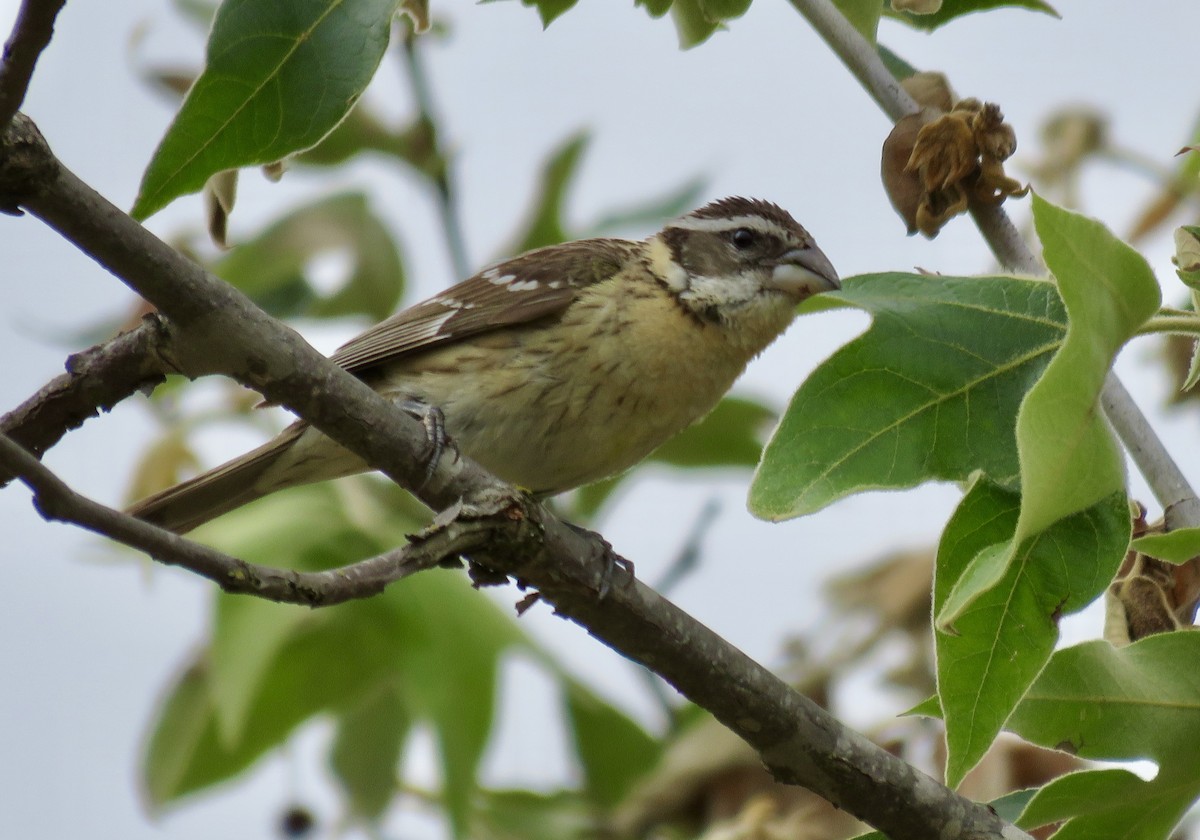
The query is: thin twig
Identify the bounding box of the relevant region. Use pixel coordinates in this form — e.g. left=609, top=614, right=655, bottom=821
left=0, top=431, right=467, bottom=605
left=787, top=0, right=1200, bottom=529
left=0, top=0, right=68, bottom=130
left=400, top=28, right=470, bottom=280
left=1101, top=375, right=1200, bottom=530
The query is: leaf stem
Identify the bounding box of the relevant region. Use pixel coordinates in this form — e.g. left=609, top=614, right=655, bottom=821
left=1137, top=315, right=1200, bottom=337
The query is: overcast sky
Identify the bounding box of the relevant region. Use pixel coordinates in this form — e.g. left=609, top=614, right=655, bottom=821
left=3, top=1, right=1200, bottom=838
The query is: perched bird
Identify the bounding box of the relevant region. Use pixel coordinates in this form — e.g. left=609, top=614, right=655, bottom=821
left=129, top=197, right=839, bottom=533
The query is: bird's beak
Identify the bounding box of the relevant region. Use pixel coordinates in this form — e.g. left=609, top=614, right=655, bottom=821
left=769, top=245, right=840, bottom=298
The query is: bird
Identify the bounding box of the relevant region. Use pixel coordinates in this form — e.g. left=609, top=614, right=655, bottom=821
left=128, top=197, right=839, bottom=533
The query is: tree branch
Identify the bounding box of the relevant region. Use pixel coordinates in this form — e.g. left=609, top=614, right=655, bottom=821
left=0, top=430, right=460, bottom=603
left=0, top=0, right=68, bottom=131
left=0, top=314, right=175, bottom=485
left=787, top=0, right=1200, bottom=529
left=0, top=112, right=1028, bottom=840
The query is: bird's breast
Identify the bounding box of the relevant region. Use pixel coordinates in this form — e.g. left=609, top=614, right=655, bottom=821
left=381, top=281, right=794, bottom=493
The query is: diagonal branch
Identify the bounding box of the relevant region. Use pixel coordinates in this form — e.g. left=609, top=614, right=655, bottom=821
left=0, top=0, right=68, bottom=131
left=0, top=111, right=1028, bottom=840
left=787, top=0, right=1200, bottom=530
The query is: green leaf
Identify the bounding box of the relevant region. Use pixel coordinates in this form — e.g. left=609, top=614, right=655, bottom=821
left=213, top=192, right=405, bottom=322
left=1009, top=635, right=1200, bottom=839
left=934, top=479, right=1129, bottom=787
left=1017, top=768, right=1152, bottom=834
left=635, top=0, right=673, bottom=16
left=330, top=682, right=410, bottom=819
left=1173, top=225, right=1200, bottom=290
left=654, top=397, right=775, bottom=469
left=670, top=0, right=723, bottom=48
left=698, top=0, right=752, bottom=19
left=563, top=683, right=662, bottom=807
left=393, top=574, right=527, bottom=838
left=143, top=661, right=215, bottom=808
left=143, top=598, right=404, bottom=807
left=295, top=106, right=429, bottom=169
left=173, top=0, right=219, bottom=28
left=850, top=789, right=1036, bottom=840
left=750, top=273, right=1065, bottom=521
left=210, top=597, right=313, bottom=746
left=508, top=0, right=578, bottom=27
left=885, top=0, right=1058, bottom=32
left=473, top=789, right=594, bottom=840
left=144, top=481, right=527, bottom=823
left=833, top=0, right=883, bottom=41
left=1131, top=527, right=1200, bottom=563
left=1015, top=195, right=1160, bottom=544
left=133, top=0, right=400, bottom=219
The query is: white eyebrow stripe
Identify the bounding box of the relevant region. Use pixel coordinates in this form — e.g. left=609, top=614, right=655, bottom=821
left=666, top=214, right=782, bottom=234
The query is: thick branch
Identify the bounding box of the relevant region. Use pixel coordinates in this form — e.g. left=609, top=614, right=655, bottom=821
left=0, top=0, right=68, bottom=130
left=788, top=0, right=1200, bottom=529
left=0, top=314, right=175, bottom=485
left=0, top=112, right=1024, bottom=840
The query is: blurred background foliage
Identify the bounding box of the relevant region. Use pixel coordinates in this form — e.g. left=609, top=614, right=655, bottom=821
left=47, top=0, right=1200, bottom=838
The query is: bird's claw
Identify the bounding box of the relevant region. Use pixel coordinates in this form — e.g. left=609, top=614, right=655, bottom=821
left=565, top=522, right=634, bottom=598
left=400, top=398, right=448, bottom=489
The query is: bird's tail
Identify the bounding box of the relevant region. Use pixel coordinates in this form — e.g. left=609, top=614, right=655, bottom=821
left=126, top=424, right=362, bottom=534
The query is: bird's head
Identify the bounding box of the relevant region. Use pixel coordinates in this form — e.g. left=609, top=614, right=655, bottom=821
left=654, top=196, right=839, bottom=326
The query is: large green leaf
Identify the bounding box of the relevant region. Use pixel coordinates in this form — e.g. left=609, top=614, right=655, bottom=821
left=884, top=0, right=1058, bottom=32
left=750, top=273, right=1065, bottom=521
left=1009, top=635, right=1200, bottom=839
left=934, top=199, right=1157, bottom=628
left=1014, top=196, right=1160, bottom=543
left=934, top=479, right=1128, bottom=787
left=133, top=0, right=400, bottom=219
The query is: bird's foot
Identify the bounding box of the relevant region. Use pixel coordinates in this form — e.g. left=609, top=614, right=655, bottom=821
left=565, top=522, right=635, bottom=598
left=400, top=398, right=448, bottom=488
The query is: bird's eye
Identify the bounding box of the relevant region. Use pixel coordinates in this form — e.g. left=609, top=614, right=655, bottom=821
left=731, top=228, right=756, bottom=249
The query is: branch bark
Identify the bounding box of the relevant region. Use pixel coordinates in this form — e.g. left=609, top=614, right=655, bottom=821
left=0, top=112, right=1028, bottom=840
left=0, top=0, right=68, bottom=131
left=0, top=314, right=175, bottom=485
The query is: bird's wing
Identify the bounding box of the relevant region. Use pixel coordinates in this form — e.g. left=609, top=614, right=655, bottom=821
left=331, top=238, right=640, bottom=375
